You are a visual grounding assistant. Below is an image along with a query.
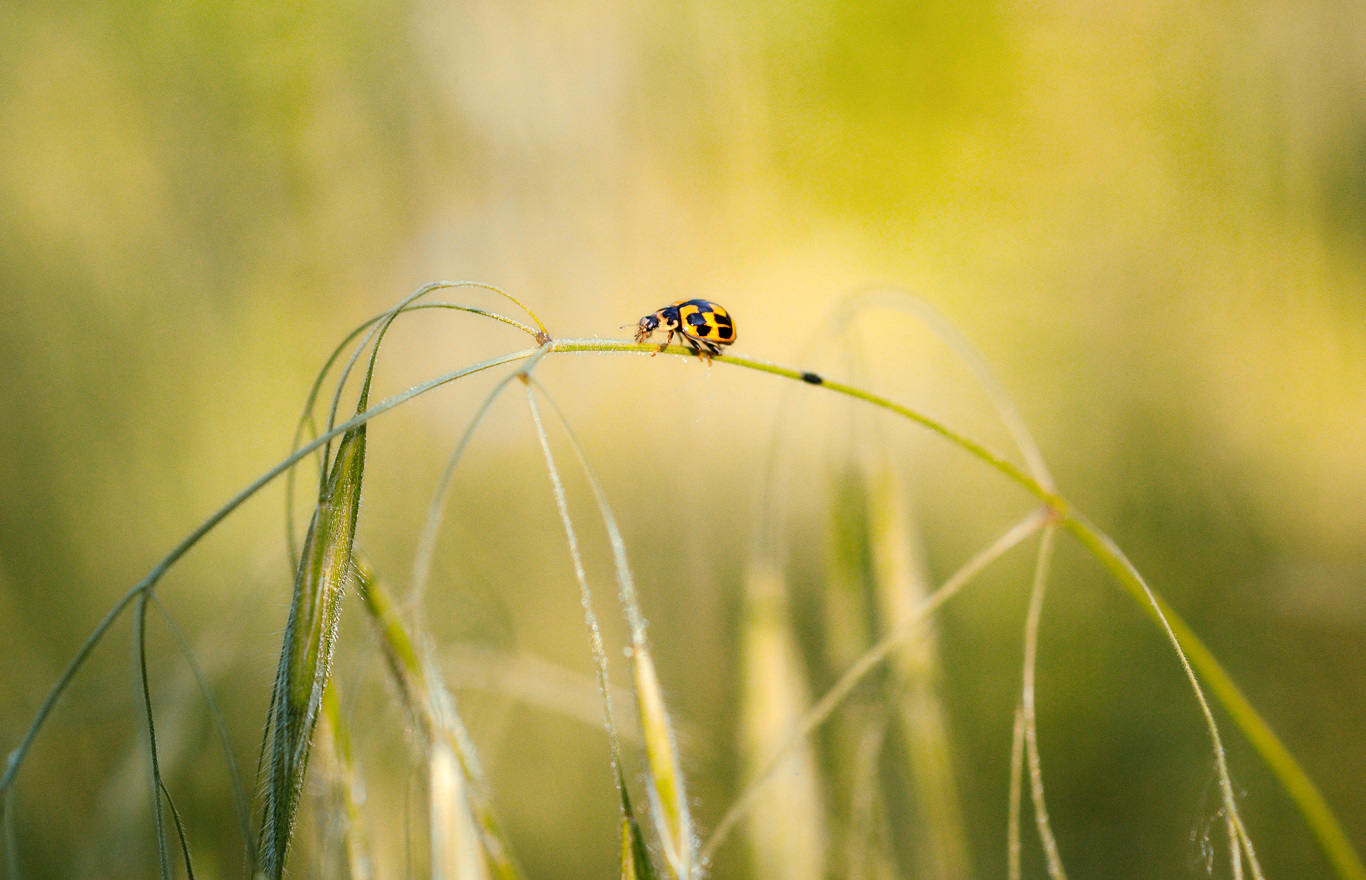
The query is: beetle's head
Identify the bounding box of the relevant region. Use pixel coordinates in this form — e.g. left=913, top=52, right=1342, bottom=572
left=634, top=312, right=661, bottom=344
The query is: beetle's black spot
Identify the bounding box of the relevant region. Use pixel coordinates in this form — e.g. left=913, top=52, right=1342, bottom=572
left=715, top=313, right=732, bottom=327
left=696, top=324, right=713, bottom=336
left=801, top=371, right=823, bottom=385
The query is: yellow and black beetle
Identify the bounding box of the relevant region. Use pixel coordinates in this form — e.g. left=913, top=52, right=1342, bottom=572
left=634, top=299, right=736, bottom=361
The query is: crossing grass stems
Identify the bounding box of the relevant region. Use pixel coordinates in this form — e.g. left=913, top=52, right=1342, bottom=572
left=0, top=281, right=1359, bottom=880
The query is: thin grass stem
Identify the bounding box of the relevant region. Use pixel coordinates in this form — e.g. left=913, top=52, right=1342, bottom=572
left=550, top=337, right=1362, bottom=880
left=158, top=777, right=196, bottom=880
left=288, top=301, right=538, bottom=564
left=2, top=347, right=537, bottom=799
left=149, top=594, right=254, bottom=872
left=701, top=509, right=1047, bottom=863
left=412, top=347, right=553, bottom=610
left=523, top=384, right=627, bottom=779
left=135, top=593, right=171, bottom=880
left=1008, top=702, right=1025, bottom=880
left=1021, top=524, right=1067, bottom=880
left=831, top=288, right=1056, bottom=491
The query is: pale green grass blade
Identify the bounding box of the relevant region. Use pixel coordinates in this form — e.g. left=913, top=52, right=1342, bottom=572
left=739, top=562, right=827, bottom=880
left=319, top=685, right=373, bottom=880
left=287, top=299, right=539, bottom=564
left=157, top=777, right=196, bottom=880
left=1020, top=525, right=1067, bottom=880
left=632, top=645, right=694, bottom=880
left=354, top=562, right=524, bottom=880
left=702, top=509, right=1046, bottom=863
left=258, top=422, right=367, bottom=879
left=864, top=462, right=971, bottom=880
left=413, top=347, right=553, bottom=609
left=431, top=742, right=490, bottom=880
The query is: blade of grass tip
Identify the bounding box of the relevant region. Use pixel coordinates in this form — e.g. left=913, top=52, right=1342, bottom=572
left=522, top=387, right=632, bottom=797
left=288, top=301, right=538, bottom=565
left=864, top=457, right=971, bottom=880
left=619, top=769, right=660, bottom=880
left=431, top=741, right=491, bottom=880
left=354, top=562, right=525, bottom=880
left=258, top=421, right=367, bottom=880
left=135, top=593, right=171, bottom=880
left=320, top=684, right=373, bottom=880
left=413, top=348, right=554, bottom=610
left=1021, top=524, right=1067, bottom=880
left=739, top=561, right=827, bottom=880
left=1007, top=702, right=1025, bottom=880
left=158, top=777, right=196, bottom=880
left=149, top=595, right=255, bottom=873
left=525, top=382, right=693, bottom=878
left=702, top=509, right=1047, bottom=864
left=632, top=644, right=695, bottom=880
left=2, top=349, right=538, bottom=805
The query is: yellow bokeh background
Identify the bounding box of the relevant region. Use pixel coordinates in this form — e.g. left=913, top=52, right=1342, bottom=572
left=1, top=1, right=1363, bottom=877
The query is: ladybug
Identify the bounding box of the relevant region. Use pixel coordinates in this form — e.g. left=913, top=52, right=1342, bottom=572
left=633, top=299, right=737, bottom=361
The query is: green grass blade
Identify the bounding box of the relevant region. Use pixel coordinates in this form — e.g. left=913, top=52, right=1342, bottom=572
left=258, top=422, right=367, bottom=879
left=619, top=773, right=659, bottom=880
left=739, top=562, right=827, bottom=880
left=354, top=563, right=525, bottom=880
left=157, top=777, right=196, bottom=880
left=864, top=462, right=971, bottom=880
left=633, top=644, right=694, bottom=880
left=319, top=684, right=373, bottom=880
left=703, top=510, right=1046, bottom=863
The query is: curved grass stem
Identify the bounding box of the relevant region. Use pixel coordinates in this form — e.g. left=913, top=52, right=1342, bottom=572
left=1021, top=524, right=1067, bottom=880
left=551, top=336, right=1362, bottom=880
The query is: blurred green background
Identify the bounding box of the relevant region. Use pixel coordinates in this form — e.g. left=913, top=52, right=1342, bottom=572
left=1, top=0, right=1363, bottom=877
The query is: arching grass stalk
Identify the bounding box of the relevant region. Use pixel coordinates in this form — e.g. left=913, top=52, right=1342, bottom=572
left=523, top=381, right=666, bottom=880
left=551, top=337, right=1362, bottom=880
left=702, top=509, right=1048, bottom=863
left=1020, top=525, right=1068, bottom=880
left=287, top=299, right=541, bottom=565
left=0, top=347, right=539, bottom=843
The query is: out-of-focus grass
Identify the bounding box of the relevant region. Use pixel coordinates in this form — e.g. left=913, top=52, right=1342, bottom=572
left=2, top=0, right=1364, bottom=877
